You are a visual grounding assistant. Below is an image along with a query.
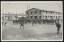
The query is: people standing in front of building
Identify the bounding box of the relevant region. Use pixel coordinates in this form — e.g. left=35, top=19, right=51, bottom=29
left=2, top=17, right=8, bottom=26
left=55, top=20, right=61, bottom=34
left=18, top=17, right=24, bottom=29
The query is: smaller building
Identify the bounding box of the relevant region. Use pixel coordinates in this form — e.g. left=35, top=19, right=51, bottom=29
left=2, top=13, right=27, bottom=21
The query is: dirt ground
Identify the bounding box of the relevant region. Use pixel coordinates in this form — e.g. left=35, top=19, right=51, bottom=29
left=1, top=21, right=63, bottom=41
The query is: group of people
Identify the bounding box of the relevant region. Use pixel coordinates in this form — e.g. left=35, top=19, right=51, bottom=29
left=18, top=18, right=61, bottom=34
left=2, top=20, right=8, bottom=26
left=2, top=17, right=61, bottom=34
left=55, top=20, right=61, bottom=34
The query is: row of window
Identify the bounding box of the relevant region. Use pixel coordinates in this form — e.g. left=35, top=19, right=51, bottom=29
left=27, top=10, right=60, bottom=15
left=29, top=16, right=62, bottom=20
left=30, top=16, right=61, bottom=18
left=42, top=16, right=61, bottom=18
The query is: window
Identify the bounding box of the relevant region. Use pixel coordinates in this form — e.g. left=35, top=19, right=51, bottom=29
left=31, top=11, right=32, bottom=14
left=54, top=16, right=55, bottom=18
left=56, top=16, right=57, bottom=19
left=50, top=16, right=52, bottom=18
left=35, top=16, right=37, bottom=19
left=59, top=16, right=60, bottom=18
left=35, top=11, right=37, bottom=14
left=48, top=16, right=49, bottom=18
left=46, top=11, right=47, bottom=14
left=39, top=16, right=41, bottom=19
left=43, top=16, right=44, bottom=18
left=45, top=16, right=47, bottom=19
left=31, top=16, right=33, bottom=19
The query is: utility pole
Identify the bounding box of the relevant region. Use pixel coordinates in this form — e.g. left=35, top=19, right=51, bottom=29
left=26, top=3, right=30, bottom=16
left=27, top=3, right=30, bottom=10
left=14, top=11, right=17, bottom=20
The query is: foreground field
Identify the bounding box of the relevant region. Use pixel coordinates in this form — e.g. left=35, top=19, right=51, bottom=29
left=2, top=22, right=63, bottom=40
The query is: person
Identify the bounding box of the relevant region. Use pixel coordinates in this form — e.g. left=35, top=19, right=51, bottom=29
left=55, top=21, right=61, bottom=34
left=2, top=20, right=8, bottom=26
left=32, top=19, right=36, bottom=26
left=18, top=17, right=24, bottom=29
left=32, top=19, right=34, bottom=26
left=4, top=22, right=7, bottom=26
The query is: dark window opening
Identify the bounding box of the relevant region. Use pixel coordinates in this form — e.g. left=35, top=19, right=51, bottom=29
left=54, top=16, right=55, bottom=17
left=31, top=16, right=33, bottom=19
left=56, top=16, right=57, bottom=18
left=50, top=16, right=52, bottom=18
left=39, top=16, right=41, bottom=19
left=43, top=16, right=44, bottom=18
left=34, top=16, right=37, bottom=19
left=35, top=11, right=37, bottom=14
left=45, top=16, right=47, bottom=18
left=48, top=16, right=49, bottom=17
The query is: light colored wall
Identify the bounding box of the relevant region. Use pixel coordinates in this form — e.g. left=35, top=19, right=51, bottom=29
left=41, top=11, right=63, bottom=20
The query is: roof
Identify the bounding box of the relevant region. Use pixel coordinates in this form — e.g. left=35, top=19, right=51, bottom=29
left=26, top=8, right=62, bottom=14
left=2, top=13, right=26, bottom=16
left=26, top=8, right=40, bottom=12
left=40, top=10, right=62, bottom=14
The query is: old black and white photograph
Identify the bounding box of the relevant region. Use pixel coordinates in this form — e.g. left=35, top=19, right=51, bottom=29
left=1, top=1, right=63, bottom=41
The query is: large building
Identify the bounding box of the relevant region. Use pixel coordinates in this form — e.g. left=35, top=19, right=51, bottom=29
left=26, top=8, right=63, bottom=23
left=41, top=10, right=63, bottom=21
left=2, top=8, right=63, bottom=23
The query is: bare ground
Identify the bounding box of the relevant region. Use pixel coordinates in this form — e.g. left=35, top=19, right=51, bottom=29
left=2, top=22, right=63, bottom=40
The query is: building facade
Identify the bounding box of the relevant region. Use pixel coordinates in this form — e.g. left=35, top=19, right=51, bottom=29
left=26, top=8, right=42, bottom=20
left=2, top=13, right=26, bottom=21
left=26, top=8, right=63, bottom=23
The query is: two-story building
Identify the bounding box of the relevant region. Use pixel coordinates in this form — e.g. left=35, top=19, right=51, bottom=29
left=26, top=8, right=63, bottom=23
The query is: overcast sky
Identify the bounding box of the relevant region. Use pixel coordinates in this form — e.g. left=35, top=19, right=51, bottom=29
left=1, top=1, right=63, bottom=14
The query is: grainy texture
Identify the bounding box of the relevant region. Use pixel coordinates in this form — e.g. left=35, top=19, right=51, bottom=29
left=1, top=1, right=63, bottom=41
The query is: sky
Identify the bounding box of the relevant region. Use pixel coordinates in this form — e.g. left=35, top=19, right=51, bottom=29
left=1, top=1, right=63, bottom=14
